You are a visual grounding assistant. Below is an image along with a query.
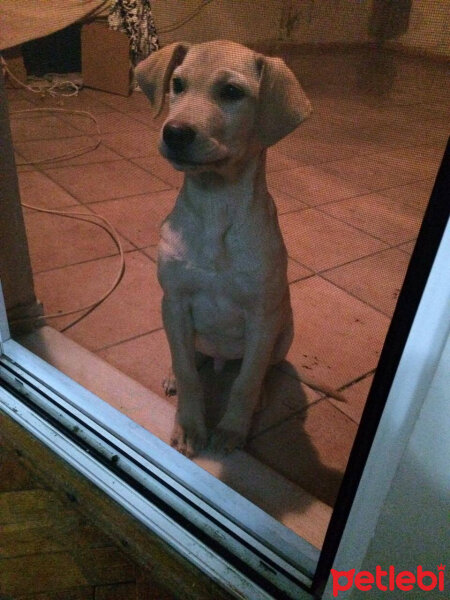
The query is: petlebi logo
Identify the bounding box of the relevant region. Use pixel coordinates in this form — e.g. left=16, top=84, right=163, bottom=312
left=330, top=564, right=446, bottom=597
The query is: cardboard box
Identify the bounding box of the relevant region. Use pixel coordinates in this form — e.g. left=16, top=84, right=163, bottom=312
left=81, top=21, right=131, bottom=96
left=2, top=46, right=27, bottom=87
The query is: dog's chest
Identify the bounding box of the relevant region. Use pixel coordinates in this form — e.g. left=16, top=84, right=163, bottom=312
left=158, top=210, right=261, bottom=301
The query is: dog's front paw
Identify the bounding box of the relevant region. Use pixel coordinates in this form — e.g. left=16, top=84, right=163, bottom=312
left=162, top=372, right=177, bottom=397
left=170, top=419, right=207, bottom=458
left=209, top=427, right=246, bottom=455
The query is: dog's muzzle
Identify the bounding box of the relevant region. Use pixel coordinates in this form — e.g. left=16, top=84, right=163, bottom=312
left=163, top=120, right=196, bottom=155
left=161, top=119, right=229, bottom=169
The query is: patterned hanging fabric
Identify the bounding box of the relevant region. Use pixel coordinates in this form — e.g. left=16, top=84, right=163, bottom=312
left=108, top=0, right=159, bottom=64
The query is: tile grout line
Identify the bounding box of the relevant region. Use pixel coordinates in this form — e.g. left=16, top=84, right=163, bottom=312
left=315, top=272, right=395, bottom=320
left=251, top=367, right=377, bottom=441
left=94, top=326, right=165, bottom=354
left=287, top=250, right=407, bottom=321
left=32, top=245, right=158, bottom=277
left=269, top=165, right=435, bottom=211
left=38, top=162, right=173, bottom=206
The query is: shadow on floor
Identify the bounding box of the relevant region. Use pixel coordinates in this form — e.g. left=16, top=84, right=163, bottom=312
left=198, top=357, right=343, bottom=510
left=356, top=47, right=397, bottom=96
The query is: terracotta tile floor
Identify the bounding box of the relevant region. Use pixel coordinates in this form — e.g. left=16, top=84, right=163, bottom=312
left=8, top=48, right=449, bottom=508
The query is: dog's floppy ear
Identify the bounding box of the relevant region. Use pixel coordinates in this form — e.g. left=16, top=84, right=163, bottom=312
left=255, top=55, right=312, bottom=147
left=135, top=43, right=191, bottom=117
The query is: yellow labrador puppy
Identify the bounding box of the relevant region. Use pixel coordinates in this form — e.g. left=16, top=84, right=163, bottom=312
left=136, top=40, right=312, bottom=457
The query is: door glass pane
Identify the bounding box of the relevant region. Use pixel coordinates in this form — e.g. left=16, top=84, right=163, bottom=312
left=3, top=0, right=448, bottom=559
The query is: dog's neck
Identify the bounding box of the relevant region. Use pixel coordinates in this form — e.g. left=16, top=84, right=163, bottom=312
left=180, top=149, right=270, bottom=218
left=174, top=150, right=273, bottom=269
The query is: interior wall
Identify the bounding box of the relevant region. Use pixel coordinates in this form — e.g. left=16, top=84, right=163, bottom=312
left=357, top=329, right=450, bottom=591
left=394, top=0, right=450, bottom=56
left=152, top=0, right=450, bottom=57
left=282, top=0, right=373, bottom=45
left=0, top=73, right=41, bottom=329
left=151, top=0, right=372, bottom=47
left=152, top=0, right=281, bottom=45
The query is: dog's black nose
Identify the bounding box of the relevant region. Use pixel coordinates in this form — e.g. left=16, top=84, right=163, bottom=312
left=163, top=121, right=196, bottom=151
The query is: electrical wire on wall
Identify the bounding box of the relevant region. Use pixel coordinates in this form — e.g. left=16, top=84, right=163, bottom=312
left=2, top=55, right=126, bottom=331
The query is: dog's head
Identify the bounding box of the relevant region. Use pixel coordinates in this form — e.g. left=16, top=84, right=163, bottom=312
left=135, top=40, right=312, bottom=173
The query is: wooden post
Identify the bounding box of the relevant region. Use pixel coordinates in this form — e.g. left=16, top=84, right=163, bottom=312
left=0, top=71, right=43, bottom=334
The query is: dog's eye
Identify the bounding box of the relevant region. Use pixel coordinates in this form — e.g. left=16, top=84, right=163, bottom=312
left=220, top=84, right=245, bottom=101
left=172, top=77, right=185, bottom=94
